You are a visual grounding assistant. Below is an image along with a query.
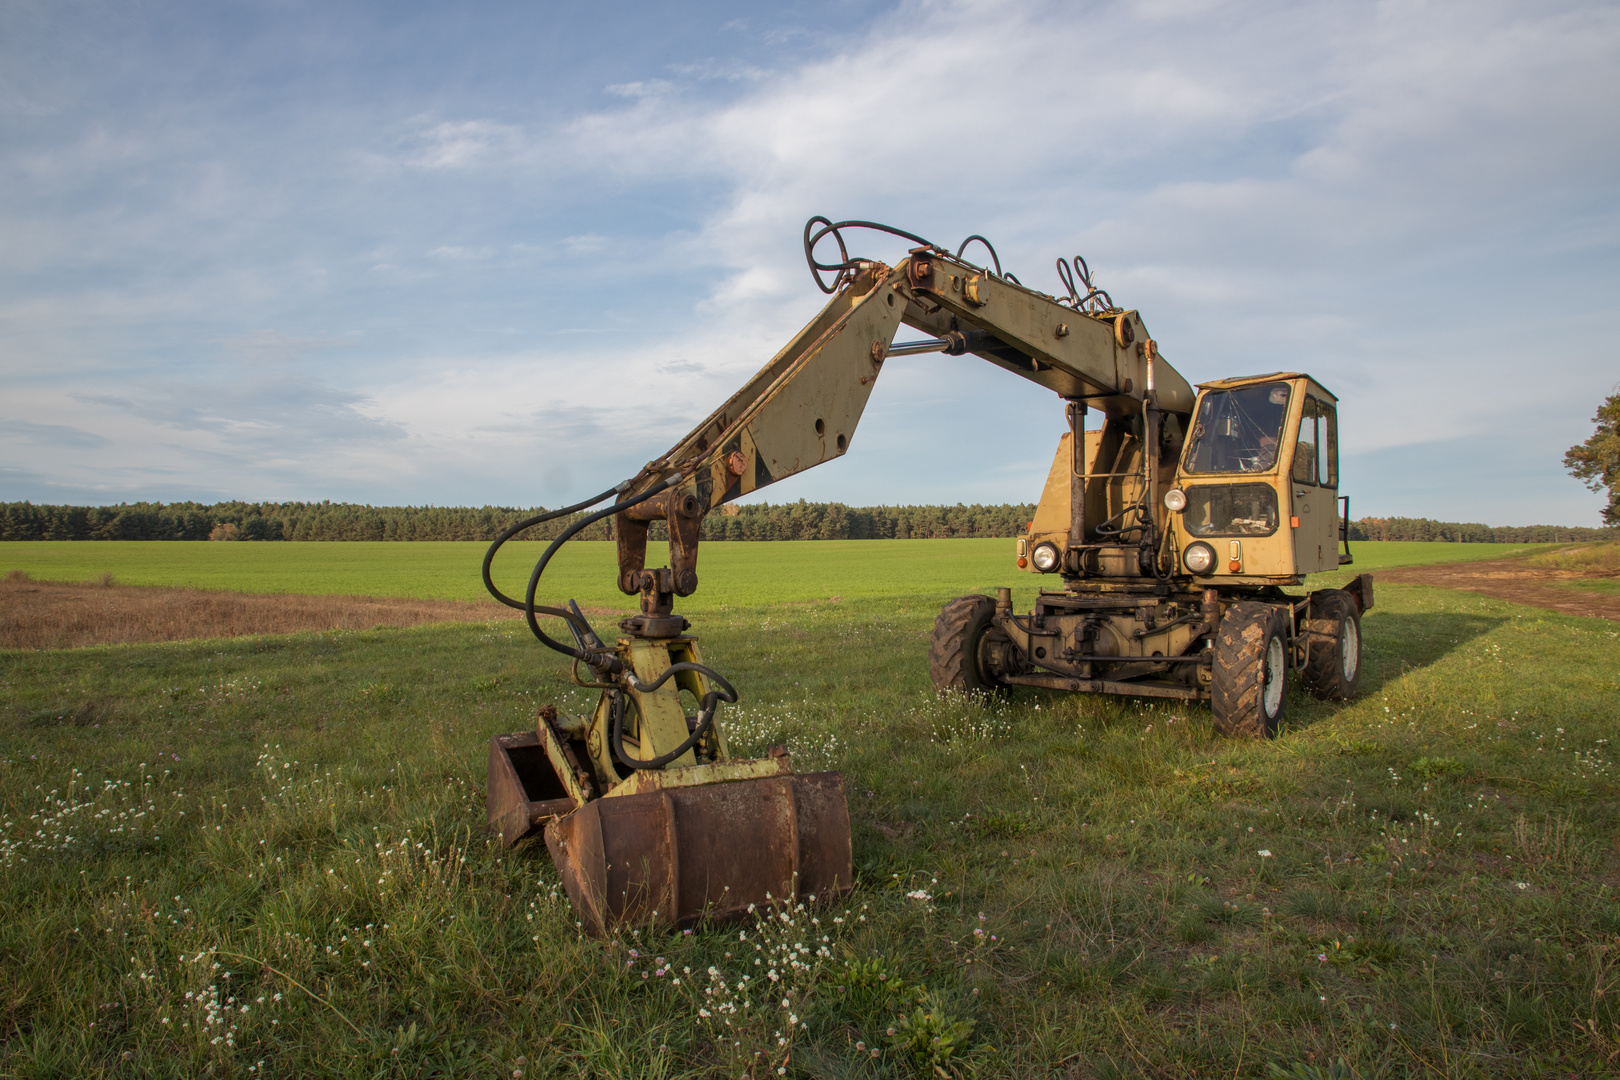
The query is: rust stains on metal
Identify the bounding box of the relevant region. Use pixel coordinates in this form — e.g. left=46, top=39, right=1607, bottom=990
left=545, top=772, right=853, bottom=935
left=487, top=731, right=577, bottom=847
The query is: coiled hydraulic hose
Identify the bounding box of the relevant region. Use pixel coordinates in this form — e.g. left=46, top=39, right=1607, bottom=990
left=609, top=661, right=739, bottom=770
left=483, top=475, right=743, bottom=769
left=1055, top=255, right=1115, bottom=313
left=516, top=478, right=679, bottom=665
left=480, top=484, right=626, bottom=663
left=803, top=216, right=1026, bottom=293
left=481, top=478, right=678, bottom=664
left=481, top=485, right=620, bottom=610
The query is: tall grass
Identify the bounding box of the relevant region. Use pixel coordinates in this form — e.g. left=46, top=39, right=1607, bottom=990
left=1525, top=541, right=1620, bottom=574
left=2, top=572, right=1618, bottom=1075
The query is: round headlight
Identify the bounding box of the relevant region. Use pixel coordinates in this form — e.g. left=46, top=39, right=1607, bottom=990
left=1163, top=487, right=1187, bottom=512
left=1031, top=542, right=1060, bottom=573
left=1183, top=541, right=1216, bottom=575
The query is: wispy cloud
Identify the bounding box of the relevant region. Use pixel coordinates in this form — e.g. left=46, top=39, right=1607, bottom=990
left=604, top=79, right=672, bottom=99
left=390, top=117, right=531, bottom=171
left=220, top=330, right=352, bottom=363
left=0, top=418, right=111, bottom=450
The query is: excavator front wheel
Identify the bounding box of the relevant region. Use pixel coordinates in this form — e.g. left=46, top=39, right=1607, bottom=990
left=1212, top=602, right=1288, bottom=738
left=929, top=595, right=1010, bottom=696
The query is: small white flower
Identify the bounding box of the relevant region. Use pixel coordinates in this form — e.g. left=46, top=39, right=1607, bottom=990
left=1515, top=882, right=1529, bottom=890
left=1257, top=850, right=1273, bottom=858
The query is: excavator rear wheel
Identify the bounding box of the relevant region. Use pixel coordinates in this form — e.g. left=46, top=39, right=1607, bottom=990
left=1212, top=602, right=1288, bottom=738
left=1299, top=589, right=1361, bottom=701
left=929, top=595, right=1008, bottom=697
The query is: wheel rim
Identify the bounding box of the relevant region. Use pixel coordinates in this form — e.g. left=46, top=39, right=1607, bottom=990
left=1263, top=635, right=1285, bottom=717
left=1341, top=616, right=1360, bottom=681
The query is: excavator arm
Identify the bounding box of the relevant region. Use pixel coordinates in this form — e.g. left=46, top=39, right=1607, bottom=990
left=487, top=220, right=1208, bottom=936
left=613, top=238, right=1195, bottom=625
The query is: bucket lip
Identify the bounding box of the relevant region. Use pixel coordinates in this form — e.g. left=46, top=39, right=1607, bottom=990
left=545, top=770, right=853, bottom=936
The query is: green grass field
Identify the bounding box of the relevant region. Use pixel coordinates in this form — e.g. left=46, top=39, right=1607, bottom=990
left=2, top=540, right=1617, bottom=1078
left=0, top=539, right=1549, bottom=610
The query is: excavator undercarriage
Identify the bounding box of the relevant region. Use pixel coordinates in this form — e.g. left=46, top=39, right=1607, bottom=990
left=484, top=218, right=1372, bottom=934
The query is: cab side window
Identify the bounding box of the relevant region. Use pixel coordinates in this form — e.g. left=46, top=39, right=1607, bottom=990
left=1291, top=395, right=1339, bottom=487
left=1292, top=397, right=1319, bottom=484
left=1320, top=401, right=1338, bottom=487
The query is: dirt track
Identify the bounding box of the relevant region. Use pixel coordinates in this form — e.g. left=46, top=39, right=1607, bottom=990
left=1377, top=557, right=1620, bottom=621
left=0, top=576, right=536, bottom=649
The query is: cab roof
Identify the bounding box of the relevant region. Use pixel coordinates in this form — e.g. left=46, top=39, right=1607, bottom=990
left=1195, top=372, right=1337, bottom=401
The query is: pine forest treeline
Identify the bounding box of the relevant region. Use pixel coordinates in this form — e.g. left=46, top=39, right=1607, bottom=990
left=0, top=500, right=1036, bottom=542
left=1345, top=517, right=1616, bottom=543
left=1, top=501, right=1614, bottom=544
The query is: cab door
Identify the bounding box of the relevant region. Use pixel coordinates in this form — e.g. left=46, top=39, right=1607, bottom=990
left=1289, top=395, right=1340, bottom=573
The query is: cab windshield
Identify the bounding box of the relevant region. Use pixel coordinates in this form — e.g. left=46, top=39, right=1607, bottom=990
left=1182, top=382, right=1292, bottom=474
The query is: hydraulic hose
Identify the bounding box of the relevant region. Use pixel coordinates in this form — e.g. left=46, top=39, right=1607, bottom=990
left=488, top=473, right=744, bottom=771
left=520, top=478, right=679, bottom=664
left=610, top=661, right=739, bottom=770
left=481, top=486, right=620, bottom=611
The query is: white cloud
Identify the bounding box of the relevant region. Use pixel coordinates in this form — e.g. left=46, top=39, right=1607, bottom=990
left=391, top=117, right=530, bottom=171
left=561, top=233, right=609, bottom=254
left=2, top=0, right=1615, bottom=522
left=604, top=79, right=672, bottom=99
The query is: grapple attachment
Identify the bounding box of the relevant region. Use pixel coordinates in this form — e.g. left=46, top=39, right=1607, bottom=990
left=545, top=770, right=852, bottom=935
left=485, top=625, right=853, bottom=935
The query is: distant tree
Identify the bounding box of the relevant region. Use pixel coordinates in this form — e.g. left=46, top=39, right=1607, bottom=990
left=1564, top=389, right=1620, bottom=526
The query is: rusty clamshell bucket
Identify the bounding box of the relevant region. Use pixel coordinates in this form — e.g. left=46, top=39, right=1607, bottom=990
left=546, top=771, right=852, bottom=935
left=488, top=731, right=853, bottom=935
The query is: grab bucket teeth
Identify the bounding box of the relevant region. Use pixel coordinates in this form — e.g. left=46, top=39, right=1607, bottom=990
left=544, top=772, right=853, bottom=935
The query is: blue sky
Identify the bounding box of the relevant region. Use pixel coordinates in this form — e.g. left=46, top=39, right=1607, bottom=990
left=2, top=0, right=1617, bottom=525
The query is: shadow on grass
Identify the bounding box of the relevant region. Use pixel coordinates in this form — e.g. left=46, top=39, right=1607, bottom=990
left=1356, top=609, right=1505, bottom=697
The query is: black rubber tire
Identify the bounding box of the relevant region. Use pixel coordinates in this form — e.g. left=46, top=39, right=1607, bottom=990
left=1211, top=601, right=1288, bottom=739
left=1299, top=589, right=1361, bottom=701
left=929, top=595, right=1003, bottom=696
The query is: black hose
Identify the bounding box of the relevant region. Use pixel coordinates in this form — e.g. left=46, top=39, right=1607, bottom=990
left=1053, top=256, right=1116, bottom=313
left=610, top=661, right=739, bottom=770
left=1056, top=256, right=1080, bottom=304
left=804, top=217, right=940, bottom=293
left=1073, top=255, right=1094, bottom=291
left=482, top=485, right=619, bottom=611
left=492, top=477, right=747, bottom=770
left=803, top=216, right=1026, bottom=295
left=955, top=234, right=1003, bottom=277
left=521, top=478, right=678, bottom=663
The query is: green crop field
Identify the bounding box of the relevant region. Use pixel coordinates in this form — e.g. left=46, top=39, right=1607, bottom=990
left=0, top=538, right=1548, bottom=610
left=2, top=540, right=1617, bottom=1078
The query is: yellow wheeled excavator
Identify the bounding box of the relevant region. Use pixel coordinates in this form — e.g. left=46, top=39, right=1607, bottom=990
left=485, top=218, right=1372, bottom=934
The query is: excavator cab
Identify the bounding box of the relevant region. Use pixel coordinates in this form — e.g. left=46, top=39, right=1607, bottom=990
left=1171, top=374, right=1346, bottom=580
